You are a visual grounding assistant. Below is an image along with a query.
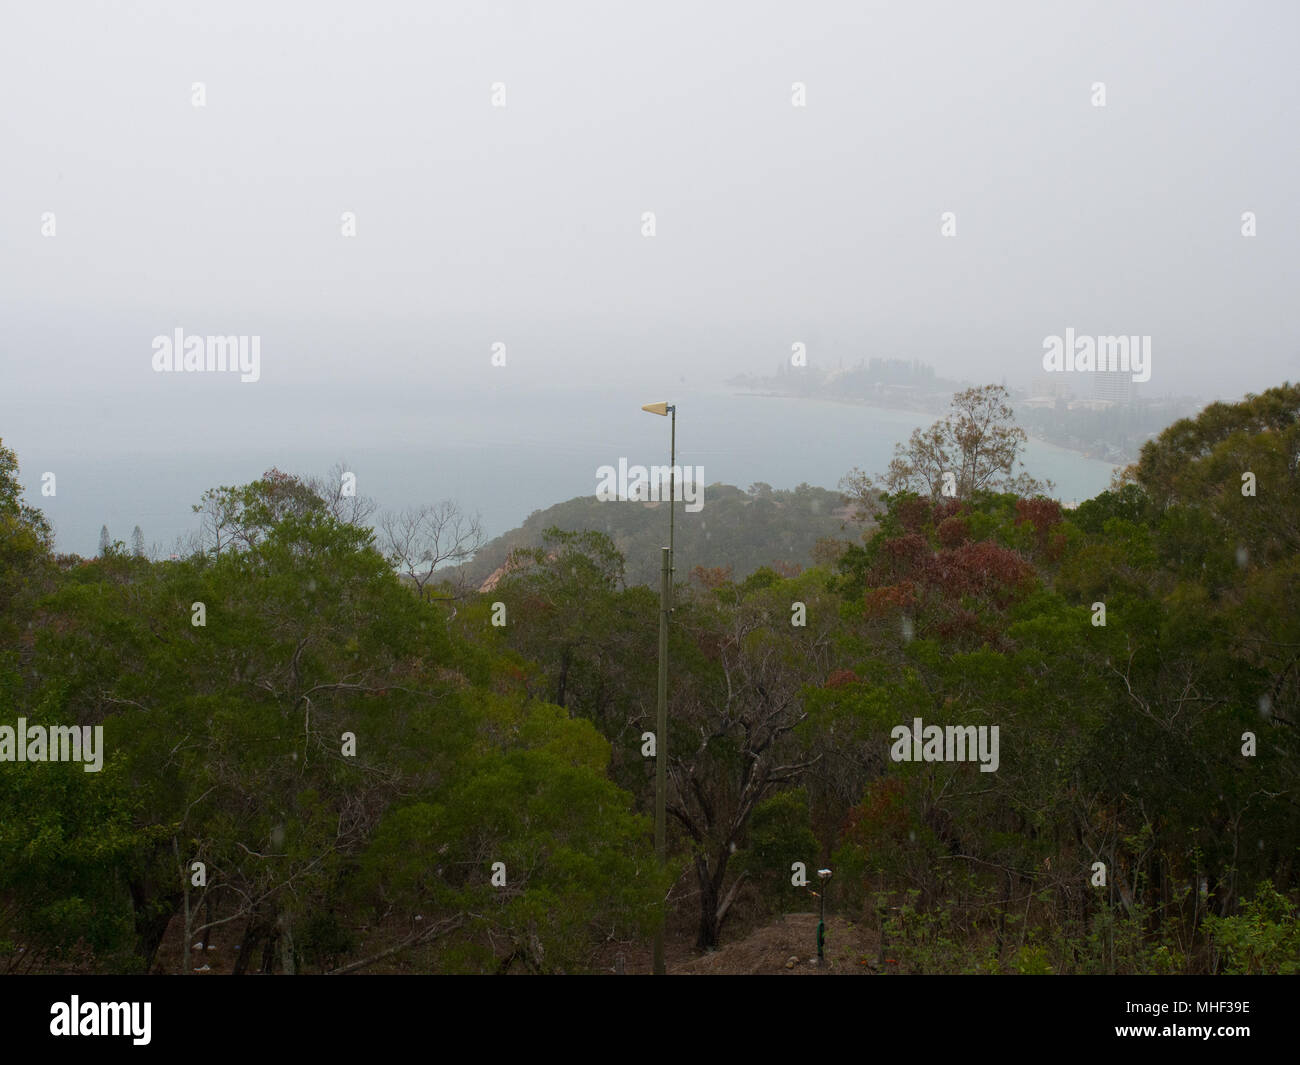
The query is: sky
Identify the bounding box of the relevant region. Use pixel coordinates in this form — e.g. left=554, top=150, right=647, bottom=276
left=1, top=0, right=1297, bottom=552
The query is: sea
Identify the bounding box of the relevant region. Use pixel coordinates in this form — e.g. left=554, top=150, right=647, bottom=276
left=10, top=379, right=1118, bottom=559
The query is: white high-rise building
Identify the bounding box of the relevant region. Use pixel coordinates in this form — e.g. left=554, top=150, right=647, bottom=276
left=1092, top=370, right=1135, bottom=407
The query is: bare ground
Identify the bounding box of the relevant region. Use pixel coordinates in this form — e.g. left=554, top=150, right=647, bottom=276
left=674, top=912, right=878, bottom=975
left=154, top=909, right=882, bottom=976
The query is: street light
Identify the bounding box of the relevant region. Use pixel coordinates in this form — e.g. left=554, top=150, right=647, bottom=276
left=640, top=403, right=676, bottom=569
left=641, top=401, right=675, bottom=976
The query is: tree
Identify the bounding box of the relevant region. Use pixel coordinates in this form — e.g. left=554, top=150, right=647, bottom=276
left=356, top=698, right=665, bottom=973
left=190, top=466, right=375, bottom=559
left=841, top=385, right=1051, bottom=518
left=0, top=439, right=53, bottom=632
left=493, top=528, right=641, bottom=722
left=26, top=486, right=463, bottom=973
left=378, top=501, right=484, bottom=600
left=0, top=440, right=52, bottom=546
left=306, top=461, right=378, bottom=529
left=666, top=571, right=837, bottom=948
left=1124, top=382, right=1300, bottom=513
left=16, top=469, right=667, bottom=975
left=820, top=389, right=1300, bottom=971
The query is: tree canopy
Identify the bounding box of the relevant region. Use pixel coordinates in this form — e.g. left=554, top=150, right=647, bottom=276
left=1, top=382, right=1297, bottom=974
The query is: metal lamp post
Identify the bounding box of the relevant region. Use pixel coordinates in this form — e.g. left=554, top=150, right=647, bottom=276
left=641, top=401, right=675, bottom=976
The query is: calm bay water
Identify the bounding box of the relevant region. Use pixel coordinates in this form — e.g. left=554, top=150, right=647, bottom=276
left=11, top=380, right=1117, bottom=558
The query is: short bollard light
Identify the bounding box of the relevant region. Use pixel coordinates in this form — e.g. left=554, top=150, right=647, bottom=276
left=816, top=868, right=833, bottom=965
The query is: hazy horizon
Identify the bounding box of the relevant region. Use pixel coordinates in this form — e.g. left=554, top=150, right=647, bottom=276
left=3, top=0, right=1296, bottom=554
left=12, top=380, right=1124, bottom=559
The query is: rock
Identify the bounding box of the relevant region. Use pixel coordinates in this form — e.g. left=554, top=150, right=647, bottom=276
left=785, top=956, right=799, bottom=969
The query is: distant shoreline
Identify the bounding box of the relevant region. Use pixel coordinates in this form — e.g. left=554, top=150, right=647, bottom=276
left=731, top=389, right=1124, bottom=475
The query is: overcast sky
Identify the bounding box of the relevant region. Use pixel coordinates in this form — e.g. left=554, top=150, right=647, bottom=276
left=2, top=0, right=1297, bottom=445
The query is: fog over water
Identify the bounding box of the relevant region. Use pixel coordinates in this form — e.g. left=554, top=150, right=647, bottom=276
left=15, top=371, right=1115, bottom=558
left=2, top=1, right=1295, bottom=556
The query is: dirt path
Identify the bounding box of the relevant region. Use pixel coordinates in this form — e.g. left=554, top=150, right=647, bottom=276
left=674, top=912, right=878, bottom=975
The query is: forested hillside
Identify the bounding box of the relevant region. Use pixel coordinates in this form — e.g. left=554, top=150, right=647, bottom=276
left=1, top=383, right=1297, bottom=975
left=447, top=482, right=856, bottom=591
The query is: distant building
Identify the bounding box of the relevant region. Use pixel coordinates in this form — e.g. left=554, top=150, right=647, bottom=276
left=1030, top=375, right=1073, bottom=407
left=1092, top=370, right=1135, bottom=407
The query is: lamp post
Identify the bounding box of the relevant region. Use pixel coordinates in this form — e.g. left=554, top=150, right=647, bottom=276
left=641, top=401, right=675, bottom=976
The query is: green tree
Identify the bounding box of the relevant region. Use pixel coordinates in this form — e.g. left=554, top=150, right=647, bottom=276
left=841, top=385, right=1051, bottom=517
